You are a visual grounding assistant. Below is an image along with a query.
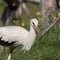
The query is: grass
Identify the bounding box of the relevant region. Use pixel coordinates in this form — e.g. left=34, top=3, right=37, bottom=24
left=0, top=2, right=60, bottom=60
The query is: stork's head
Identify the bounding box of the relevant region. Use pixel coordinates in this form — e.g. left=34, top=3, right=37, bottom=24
left=30, top=18, right=40, bottom=35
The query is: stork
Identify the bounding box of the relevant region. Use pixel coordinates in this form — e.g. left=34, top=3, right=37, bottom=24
left=0, top=18, right=39, bottom=60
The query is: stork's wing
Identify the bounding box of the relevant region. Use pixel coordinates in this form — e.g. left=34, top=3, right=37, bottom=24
left=0, top=26, right=29, bottom=44
left=0, top=37, right=15, bottom=46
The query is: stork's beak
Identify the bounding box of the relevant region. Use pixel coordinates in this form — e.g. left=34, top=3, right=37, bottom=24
left=34, top=26, right=40, bottom=35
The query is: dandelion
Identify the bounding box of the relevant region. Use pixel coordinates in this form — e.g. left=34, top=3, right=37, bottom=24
left=16, top=20, right=19, bottom=23
left=36, top=11, right=41, bottom=16
left=13, top=20, right=19, bottom=24
left=53, top=16, right=56, bottom=20
left=57, top=12, right=60, bottom=16
left=13, top=20, right=16, bottom=23
left=21, top=22, right=25, bottom=27
left=48, top=9, right=51, bottom=13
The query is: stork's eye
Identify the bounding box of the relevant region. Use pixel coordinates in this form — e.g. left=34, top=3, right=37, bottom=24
left=32, top=22, right=35, bottom=26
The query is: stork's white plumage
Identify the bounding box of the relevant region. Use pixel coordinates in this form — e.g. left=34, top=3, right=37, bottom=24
left=0, top=18, right=39, bottom=60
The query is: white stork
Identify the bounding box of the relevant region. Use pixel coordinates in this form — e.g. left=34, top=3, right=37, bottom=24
left=0, top=18, right=39, bottom=60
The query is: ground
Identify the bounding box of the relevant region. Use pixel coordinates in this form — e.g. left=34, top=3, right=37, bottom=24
left=0, top=2, right=60, bottom=60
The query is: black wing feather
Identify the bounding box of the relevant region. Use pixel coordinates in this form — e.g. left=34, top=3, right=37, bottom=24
left=0, top=37, right=15, bottom=46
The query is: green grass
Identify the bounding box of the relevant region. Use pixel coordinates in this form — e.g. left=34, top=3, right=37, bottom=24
left=0, top=2, right=60, bottom=60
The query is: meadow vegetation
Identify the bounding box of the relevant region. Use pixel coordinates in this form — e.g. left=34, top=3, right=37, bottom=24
left=0, top=3, right=60, bottom=60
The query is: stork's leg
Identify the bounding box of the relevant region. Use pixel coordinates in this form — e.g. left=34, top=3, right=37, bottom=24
left=1, top=6, right=11, bottom=25
left=7, top=49, right=13, bottom=60
left=7, top=53, right=11, bottom=60
left=22, top=3, right=30, bottom=15
left=5, top=11, right=15, bottom=26
left=7, top=46, right=16, bottom=60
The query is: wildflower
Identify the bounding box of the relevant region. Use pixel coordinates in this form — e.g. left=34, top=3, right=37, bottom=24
left=13, top=20, right=19, bottom=24
left=48, top=9, right=51, bottom=13
left=13, top=20, right=16, bottom=23
left=21, top=22, right=25, bottom=27
left=53, top=16, right=56, bottom=20
left=36, top=11, right=41, bottom=16
left=57, top=12, right=60, bottom=16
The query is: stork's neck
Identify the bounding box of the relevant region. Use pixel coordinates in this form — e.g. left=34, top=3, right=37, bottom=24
left=26, top=26, right=36, bottom=48
left=29, top=26, right=36, bottom=41
left=22, top=26, right=37, bottom=51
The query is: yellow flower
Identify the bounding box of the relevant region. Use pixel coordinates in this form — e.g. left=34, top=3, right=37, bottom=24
left=57, top=12, right=60, bottom=16
left=16, top=20, right=19, bottom=23
left=53, top=16, right=56, bottom=20
left=21, top=22, right=25, bottom=27
left=36, top=11, right=41, bottom=16
left=48, top=9, right=51, bottom=13
left=13, top=20, right=16, bottom=23
left=13, top=20, right=19, bottom=24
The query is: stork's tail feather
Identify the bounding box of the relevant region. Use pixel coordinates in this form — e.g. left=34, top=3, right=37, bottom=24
left=0, top=37, right=15, bottom=46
